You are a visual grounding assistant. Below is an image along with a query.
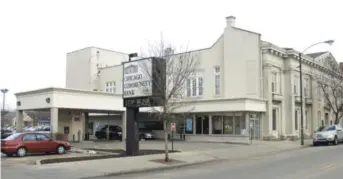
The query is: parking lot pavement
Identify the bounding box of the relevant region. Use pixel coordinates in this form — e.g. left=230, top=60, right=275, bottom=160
left=72, top=140, right=241, bottom=151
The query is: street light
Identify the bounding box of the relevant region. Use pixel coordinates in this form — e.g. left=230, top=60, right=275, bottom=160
left=1, top=88, right=9, bottom=127
left=299, top=40, right=334, bottom=146
left=1, top=88, right=9, bottom=111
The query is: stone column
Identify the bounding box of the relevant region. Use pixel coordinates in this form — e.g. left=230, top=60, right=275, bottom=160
left=122, top=111, right=127, bottom=144
left=84, top=112, right=89, bottom=140
left=301, top=75, right=307, bottom=137
left=280, top=70, right=286, bottom=139
left=15, top=110, right=24, bottom=132
left=50, top=108, right=59, bottom=139
left=208, top=114, right=212, bottom=135
left=265, top=65, right=273, bottom=138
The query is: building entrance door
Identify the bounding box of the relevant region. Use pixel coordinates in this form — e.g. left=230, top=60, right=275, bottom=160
left=249, top=113, right=261, bottom=140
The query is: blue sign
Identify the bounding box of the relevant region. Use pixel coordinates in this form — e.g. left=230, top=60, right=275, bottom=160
left=185, top=118, right=193, bottom=132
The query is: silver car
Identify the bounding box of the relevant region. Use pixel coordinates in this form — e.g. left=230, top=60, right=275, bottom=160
left=313, top=125, right=343, bottom=146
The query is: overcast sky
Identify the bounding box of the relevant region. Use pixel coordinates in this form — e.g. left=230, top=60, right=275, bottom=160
left=0, top=0, right=341, bottom=110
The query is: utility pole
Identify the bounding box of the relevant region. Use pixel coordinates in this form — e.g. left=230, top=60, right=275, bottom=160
left=299, top=53, right=305, bottom=146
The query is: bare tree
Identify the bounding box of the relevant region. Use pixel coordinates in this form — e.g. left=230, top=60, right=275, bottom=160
left=312, top=58, right=343, bottom=124
left=139, top=35, right=200, bottom=162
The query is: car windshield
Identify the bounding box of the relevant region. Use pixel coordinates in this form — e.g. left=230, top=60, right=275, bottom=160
left=96, top=125, right=107, bottom=131
left=3, top=133, right=21, bottom=141
left=322, top=126, right=336, bottom=131
left=316, top=126, right=325, bottom=132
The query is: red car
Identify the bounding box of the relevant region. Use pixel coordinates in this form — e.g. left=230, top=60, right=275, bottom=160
left=1, top=132, right=71, bottom=157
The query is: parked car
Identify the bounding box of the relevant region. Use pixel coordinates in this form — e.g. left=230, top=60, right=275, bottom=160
left=313, top=125, right=343, bottom=146
left=314, top=126, right=325, bottom=133
left=95, top=125, right=122, bottom=141
left=139, top=128, right=155, bottom=140
left=35, top=126, right=51, bottom=134
left=1, top=132, right=71, bottom=157
left=24, top=126, right=36, bottom=132
left=1, top=129, right=13, bottom=139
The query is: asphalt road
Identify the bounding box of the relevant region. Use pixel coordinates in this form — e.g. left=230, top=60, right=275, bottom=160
left=102, top=145, right=343, bottom=179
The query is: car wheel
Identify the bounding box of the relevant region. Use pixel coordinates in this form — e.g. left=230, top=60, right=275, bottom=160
left=56, top=145, right=66, bottom=154
left=313, top=142, right=318, bottom=146
left=16, top=147, right=27, bottom=157
left=333, top=136, right=338, bottom=145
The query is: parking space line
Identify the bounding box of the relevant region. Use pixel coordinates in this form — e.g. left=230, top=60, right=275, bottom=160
left=320, top=163, right=336, bottom=170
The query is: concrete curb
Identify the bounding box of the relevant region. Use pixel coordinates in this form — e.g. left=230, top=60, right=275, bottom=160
left=79, top=145, right=311, bottom=179
left=36, top=154, right=119, bottom=165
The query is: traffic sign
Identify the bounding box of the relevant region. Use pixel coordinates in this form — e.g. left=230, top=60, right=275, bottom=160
left=171, top=123, right=176, bottom=131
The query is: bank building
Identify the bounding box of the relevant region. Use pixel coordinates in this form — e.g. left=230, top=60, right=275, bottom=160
left=14, top=16, right=342, bottom=143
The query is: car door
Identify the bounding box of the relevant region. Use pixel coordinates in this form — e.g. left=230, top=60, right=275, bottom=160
left=36, top=133, right=55, bottom=152
left=21, top=133, right=39, bottom=153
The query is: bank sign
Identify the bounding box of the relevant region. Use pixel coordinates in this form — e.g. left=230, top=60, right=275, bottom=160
left=122, top=57, right=166, bottom=107
left=123, top=59, right=152, bottom=98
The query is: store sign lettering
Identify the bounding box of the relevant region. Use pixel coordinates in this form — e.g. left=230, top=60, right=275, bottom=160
left=123, top=59, right=152, bottom=98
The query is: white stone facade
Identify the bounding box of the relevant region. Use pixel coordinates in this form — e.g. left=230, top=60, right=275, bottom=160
left=261, top=43, right=342, bottom=139
left=18, top=16, right=340, bottom=141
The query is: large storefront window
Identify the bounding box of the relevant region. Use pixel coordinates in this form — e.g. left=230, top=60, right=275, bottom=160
left=234, top=115, right=245, bottom=135
left=196, top=116, right=209, bottom=134
left=223, top=116, right=233, bottom=134
left=212, top=116, right=223, bottom=134
left=186, top=113, right=248, bottom=135
left=138, top=121, right=163, bottom=130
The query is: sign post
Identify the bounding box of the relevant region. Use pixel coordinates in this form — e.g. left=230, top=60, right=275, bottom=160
left=123, top=57, right=166, bottom=156
left=171, top=123, right=176, bottom=152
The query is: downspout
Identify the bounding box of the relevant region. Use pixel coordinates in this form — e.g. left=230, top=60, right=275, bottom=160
left=259, top=37, right=264, bottom=140
left=259, top=37, right=264, bottom=99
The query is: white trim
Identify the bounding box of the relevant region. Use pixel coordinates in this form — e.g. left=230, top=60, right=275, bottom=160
left=15, top=87, right=124, bottom=112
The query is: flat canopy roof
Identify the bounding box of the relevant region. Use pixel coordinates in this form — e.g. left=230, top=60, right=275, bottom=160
left=15, top=87, right=125, bottom=112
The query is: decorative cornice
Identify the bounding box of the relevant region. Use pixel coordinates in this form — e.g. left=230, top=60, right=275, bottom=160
left=262, top=46, right=343, bottom=79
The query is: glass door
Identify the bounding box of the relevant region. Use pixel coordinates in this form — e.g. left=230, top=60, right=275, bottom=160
left=249, top=113, right=261, bottom=140
left=253, top=119, right=260, bottom=140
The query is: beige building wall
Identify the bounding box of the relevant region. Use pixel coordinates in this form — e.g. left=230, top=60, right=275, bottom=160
left=58, top=110, right=85, bottom=141
left=66, top=47, right=129, bottom=91
left=56, top=16, right=341, bottom=142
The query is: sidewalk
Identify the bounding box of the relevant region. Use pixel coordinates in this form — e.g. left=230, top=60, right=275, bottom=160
left=71, top=140, right=244, bottom=152
left=26, top=140, right=312, bottom=179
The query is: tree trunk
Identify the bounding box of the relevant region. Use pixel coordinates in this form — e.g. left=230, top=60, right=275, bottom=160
left=335, top=113, right=339, bottom=125
left=163, top=119, right=169, bottom=162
